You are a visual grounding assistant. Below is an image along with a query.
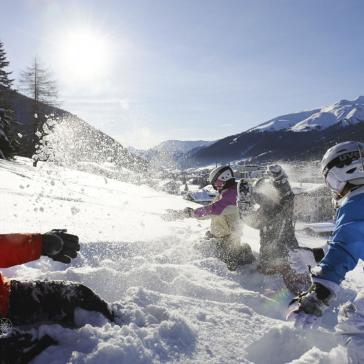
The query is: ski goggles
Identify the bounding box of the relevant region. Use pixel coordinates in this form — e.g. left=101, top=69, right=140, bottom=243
left=325, top=169, right=344, bottom=192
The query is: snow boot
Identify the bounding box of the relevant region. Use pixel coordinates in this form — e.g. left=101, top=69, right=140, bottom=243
left=336, top=292, right=364, bottom=364
left=0, top=330, right=57, bottom=364
left=216, top=241, right=255, bottom=271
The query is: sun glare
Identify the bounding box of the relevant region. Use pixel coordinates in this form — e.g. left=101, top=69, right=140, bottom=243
left=59, top=28, right=111, bottom=83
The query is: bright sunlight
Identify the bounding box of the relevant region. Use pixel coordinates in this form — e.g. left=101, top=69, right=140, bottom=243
left=58, top=28, right=111, bottom=83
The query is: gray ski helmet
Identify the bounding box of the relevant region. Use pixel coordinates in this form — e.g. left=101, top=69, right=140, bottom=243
left=321, top=141, right=364, bottom=194
left=209, top=166, right=234, bottom=189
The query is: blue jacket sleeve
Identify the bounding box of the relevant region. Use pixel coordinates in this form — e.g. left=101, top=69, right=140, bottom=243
left=319, top=199, right=364, bottom=284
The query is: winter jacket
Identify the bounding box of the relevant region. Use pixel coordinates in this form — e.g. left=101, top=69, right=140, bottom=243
left=0, top=234, right=42, bottom=317
left=319, top=186, right=364, bottom=284
left=193, top=183, right=241, bottom=247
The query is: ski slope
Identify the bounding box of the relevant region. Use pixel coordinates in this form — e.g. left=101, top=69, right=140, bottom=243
left=0, top=158, right=361, bottom=364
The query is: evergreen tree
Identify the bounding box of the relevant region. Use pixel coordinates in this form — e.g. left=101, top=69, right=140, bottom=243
left=0, top=40, right=16, bottom=159
left=0, top=41, right=14, bottom=89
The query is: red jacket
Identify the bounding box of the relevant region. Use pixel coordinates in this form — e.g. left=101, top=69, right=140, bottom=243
left=0, top=234, right=42, bottom=317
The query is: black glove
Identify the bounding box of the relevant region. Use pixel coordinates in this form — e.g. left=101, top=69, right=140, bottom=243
left=237, top=179, right=253, bottom=218
left=311, top=247, right=325, bottom=262
left=286, top=278, right=337, bottom=328
left=42, top=229, right=80, bottom=264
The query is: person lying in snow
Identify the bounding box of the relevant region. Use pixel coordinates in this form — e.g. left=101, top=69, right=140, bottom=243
left=287, top=141, right=364, bottom=363
left=237, top=164, right=321, bottom=295
left=182, top=165, right=255, bottom=271
left=0, top=229, right=113, bottom=363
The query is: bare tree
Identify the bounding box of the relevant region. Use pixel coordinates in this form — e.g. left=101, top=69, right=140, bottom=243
left=19, top=58, right=59, bottom=163
left=19, top=57, right=58, bottom=105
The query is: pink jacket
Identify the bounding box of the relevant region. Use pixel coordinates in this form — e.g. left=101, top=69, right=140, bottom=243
left=193, top=184, right=237, bottom=218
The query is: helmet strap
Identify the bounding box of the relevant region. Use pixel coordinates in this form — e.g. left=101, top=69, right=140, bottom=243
left=334, top=182, right=356, bottom=200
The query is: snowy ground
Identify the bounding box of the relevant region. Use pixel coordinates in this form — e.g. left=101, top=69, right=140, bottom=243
left=0, top=158, right=362, bottom=364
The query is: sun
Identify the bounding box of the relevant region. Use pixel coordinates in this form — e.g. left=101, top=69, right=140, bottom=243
left=59, top=28, right=111, bottom=83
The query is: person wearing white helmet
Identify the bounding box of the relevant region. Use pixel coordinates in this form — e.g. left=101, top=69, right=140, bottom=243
left=183, top=165, right=254, bottom=270
left=287, top=141, right=364, bottom=363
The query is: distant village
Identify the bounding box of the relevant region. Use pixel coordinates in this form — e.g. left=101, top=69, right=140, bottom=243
left=145, top=160, right=334, bottom=227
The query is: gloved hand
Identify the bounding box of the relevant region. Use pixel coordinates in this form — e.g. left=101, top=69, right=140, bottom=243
left=237, top=179, right=253, bottom=217
left=267, top=164, right=286, bottom=181
left=286, top=276, right=339, bottom=328
left=183, top=207, right=194, bottom=218
left=42, top=229, right=80, bottom=263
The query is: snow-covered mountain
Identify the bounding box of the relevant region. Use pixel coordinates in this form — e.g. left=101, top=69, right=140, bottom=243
left=186, top=96, right=364, bottom=166
left=0, top=157, right=356, bottom=362
left=251, top=96, right=364, bottom=132
left=152, top=139, right=214, bottom=154
left=128, top=140, right=215, bottom=170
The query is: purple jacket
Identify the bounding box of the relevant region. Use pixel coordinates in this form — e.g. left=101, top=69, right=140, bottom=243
left=193, top=184, right=237, bottom=218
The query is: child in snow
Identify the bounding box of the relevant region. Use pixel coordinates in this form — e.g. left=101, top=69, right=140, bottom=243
left=237, top=164, right=312, bottom=294
left=0, top=229, right=114, bottom=362
left=183, top=165, right=255, bottom=270
left=287, top=141, right=364, bottom=363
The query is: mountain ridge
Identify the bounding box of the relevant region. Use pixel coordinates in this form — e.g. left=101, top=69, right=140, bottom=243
left=183, top=96, right=364, bottom=166
left=249, top=96, right=364, bottom=133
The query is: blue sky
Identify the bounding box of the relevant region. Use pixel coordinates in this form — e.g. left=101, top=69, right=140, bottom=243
left=2, top=0, right=364, bottom=148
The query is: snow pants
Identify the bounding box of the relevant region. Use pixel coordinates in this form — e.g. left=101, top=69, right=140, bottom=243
left=336, top=292, right=364, bottom=364
left=7, top=280, right=113, bottom=325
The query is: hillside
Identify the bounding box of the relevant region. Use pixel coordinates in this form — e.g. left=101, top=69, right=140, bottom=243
left=3, top=88, right=148, bottom=172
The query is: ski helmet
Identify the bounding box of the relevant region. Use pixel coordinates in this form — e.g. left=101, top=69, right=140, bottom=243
left=209, top=166, right=234, bottom=191
left=321, top=141, right=364, bottom=195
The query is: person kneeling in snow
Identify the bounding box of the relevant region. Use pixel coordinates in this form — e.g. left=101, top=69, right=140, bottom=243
left=287, top=141, right=364, bottom=363
left=0, top=229, right=113, bottom=363
left=183, top=166, right=255, bottom=271
left=237, top=164, right=315, bottom=295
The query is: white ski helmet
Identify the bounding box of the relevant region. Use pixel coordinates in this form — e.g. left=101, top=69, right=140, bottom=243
left=321, top=141, right=364, bottom=195
left=209, top=165, right=234, bottom=190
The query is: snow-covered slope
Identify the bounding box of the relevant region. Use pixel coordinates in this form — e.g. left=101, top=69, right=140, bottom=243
left=251, top=96, right=364, bottom=132
left=0, top=158, right=360, bottom=363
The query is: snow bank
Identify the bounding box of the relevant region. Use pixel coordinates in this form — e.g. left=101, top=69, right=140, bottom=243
left=0, top=158, right=360, bottom=363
